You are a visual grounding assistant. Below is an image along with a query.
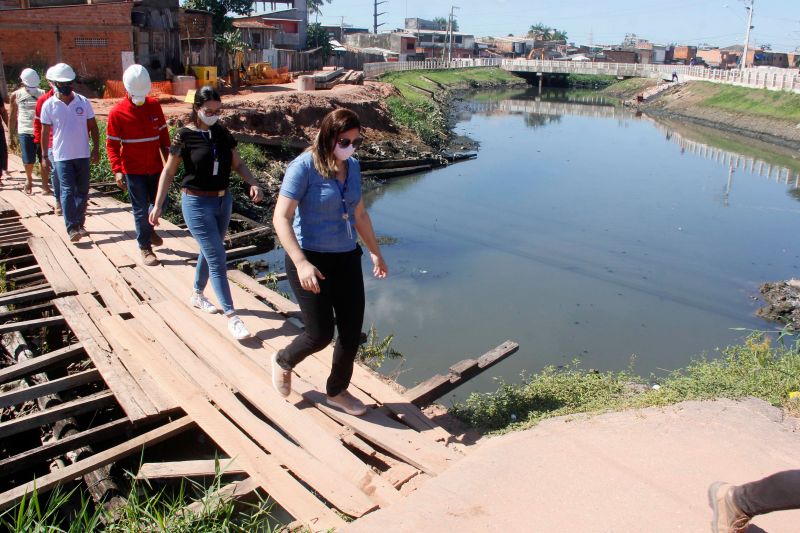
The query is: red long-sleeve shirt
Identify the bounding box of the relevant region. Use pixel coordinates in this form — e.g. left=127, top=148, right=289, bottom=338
left=33, top=89, right=54, bottom=145
left=106, top=96, right=170, bottom=175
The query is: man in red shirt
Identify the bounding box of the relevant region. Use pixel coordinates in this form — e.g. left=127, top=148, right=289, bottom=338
left=106, top=64, right=170, bottom=266
left=34, top=67, right=58, bottom=214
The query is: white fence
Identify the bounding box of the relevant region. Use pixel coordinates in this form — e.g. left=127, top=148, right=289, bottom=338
left=363, top=57, right=800, bottom=93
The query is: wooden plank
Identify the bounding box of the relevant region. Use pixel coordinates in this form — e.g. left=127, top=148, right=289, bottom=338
left=0, top=301, right=55, bottom=322
left=124, top=307, right=393, bottom=512
left=227, top=269, right=300, bottom=316
left=0, top=343, right=85, bottom=385
left=0, top=416, right=195, bottom=511
left=5, top=264, right=41, bottom=278
left=136, top=459, right=246, bottom=480
left=100, top=316, right=346, bottom=529
left=42, top=237, right=94, bottom=294
left=0, top=285, right=54, bottom=307
left=27, top=237, right=75, bottom=295
left=53, top=296, right=156, bottom=421
left=0, top=390, right=115, bottom=439
left=403, top=341, right=520, bottom=407
left=118, top=267, right=165, bottom=303
left=0, top=369, right=102, bottom=408
left=0, top=254, right=36, bottom=267
left=0, top=315, right=66, bottom=335
left=81, top=214, right=138, bottom=268
left=184, top=477, right=261, bottom=515
left=0, top=417, right=133, bottom=477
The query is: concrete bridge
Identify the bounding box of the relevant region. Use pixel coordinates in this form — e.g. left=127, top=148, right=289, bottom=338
left=460, top=98, right=633, bottom=121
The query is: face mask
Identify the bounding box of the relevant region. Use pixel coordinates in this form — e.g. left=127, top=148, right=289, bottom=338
left=25, top=85, right=38, bottom=93
left=333, top=144, right=356, bottom=161
left=198, top=108, right=219, bottom=126
left=131, top=95, right=146, bottom=106
left=55, top=84, right=72, bottom=97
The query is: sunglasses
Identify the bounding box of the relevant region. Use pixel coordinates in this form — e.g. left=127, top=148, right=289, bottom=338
left=336, top=137, right=362, bottom=149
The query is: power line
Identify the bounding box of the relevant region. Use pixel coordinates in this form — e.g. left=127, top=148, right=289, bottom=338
left=373, top=0, right=387, bottom=34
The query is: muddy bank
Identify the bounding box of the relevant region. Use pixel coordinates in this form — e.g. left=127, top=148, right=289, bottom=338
left=641, top=82, right=800, bottom=151
left=757, top=280, right=800, bottom=329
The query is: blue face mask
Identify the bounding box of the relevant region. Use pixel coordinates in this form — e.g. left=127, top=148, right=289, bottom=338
left=55, top=84, right=73, bottom=96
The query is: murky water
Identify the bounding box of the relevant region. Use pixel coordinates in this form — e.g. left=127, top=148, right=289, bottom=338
left=260, top=88, right=800, bottom=402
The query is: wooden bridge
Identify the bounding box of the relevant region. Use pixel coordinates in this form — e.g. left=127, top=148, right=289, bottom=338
left=0, top=152, right=517, bottom=530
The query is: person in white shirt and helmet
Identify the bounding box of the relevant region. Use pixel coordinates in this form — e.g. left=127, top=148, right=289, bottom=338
left=9, top=68, right=47, bottom=195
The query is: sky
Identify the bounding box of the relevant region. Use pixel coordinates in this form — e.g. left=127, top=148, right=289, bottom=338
left=309, top=0, right=800, bottom=51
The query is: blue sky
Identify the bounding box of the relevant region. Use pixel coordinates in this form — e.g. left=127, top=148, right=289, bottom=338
left=310, top=0, right=799, bottom=51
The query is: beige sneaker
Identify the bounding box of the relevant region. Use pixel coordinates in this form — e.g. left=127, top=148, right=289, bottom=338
left=708, top=482, right=750, bottom=533
left=327, top=390, right=367, bottom=416
left=271, top=352, right=292, bottom=397
left=141, top=248, right=160, bottom=266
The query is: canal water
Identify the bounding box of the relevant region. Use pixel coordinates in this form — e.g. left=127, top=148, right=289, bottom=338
left=262, top=88, right=800, bottom=402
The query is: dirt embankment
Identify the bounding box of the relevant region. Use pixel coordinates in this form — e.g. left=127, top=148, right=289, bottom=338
left=641, top=81, right=800, bottom=151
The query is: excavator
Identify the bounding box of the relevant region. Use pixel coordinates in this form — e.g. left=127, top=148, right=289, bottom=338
left=233, top=51, right=291, bottom=86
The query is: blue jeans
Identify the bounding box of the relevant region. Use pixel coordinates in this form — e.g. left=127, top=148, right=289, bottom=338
left=181, top=191, right=234, bottom=314
left=126, top=173, right=159, bottom=249
left=48, top=149, right=60, bottom=206
left=54, top=158, right=90, bottom=233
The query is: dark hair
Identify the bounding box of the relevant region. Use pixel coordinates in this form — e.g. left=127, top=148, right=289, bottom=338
left=190, top=85, right=221, bottom=122
left=310, top=108, right=361, bottom=177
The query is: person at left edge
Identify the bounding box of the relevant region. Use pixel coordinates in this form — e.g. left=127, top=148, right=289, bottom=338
left=9, top=68, right=46, bottom=195
left=40, top=63, right=100, bottom=244
left=106, top=64, right=170, bottom=266
left=149, top=86, right=264, bottom=341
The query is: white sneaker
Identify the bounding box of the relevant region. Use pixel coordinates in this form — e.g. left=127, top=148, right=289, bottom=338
left=227, top=315, right=252, bottom=340
left=189, top=292, right=218, bottom=314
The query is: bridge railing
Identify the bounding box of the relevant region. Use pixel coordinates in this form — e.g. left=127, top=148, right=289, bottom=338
left=363, top=58, right=503, bottom=79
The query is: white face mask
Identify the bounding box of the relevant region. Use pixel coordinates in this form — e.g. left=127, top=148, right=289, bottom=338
left=131, top=95, right=146, bottom=106
left=198, top=108, right=219, bottom=126
left=333, top=144, right=356, bottom=161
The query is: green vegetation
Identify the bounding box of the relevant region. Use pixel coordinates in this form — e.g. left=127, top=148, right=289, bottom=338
left=566, top=74, right=618, bottom=89
left=306, top=23, right=333, bottom=59
left=527, top=23, right=568, bottom=41
left=601, top=77, right=659, bottom=99
left=381, top=67, right=526, bottom=147
left=0, top=470, right=280, bottom=532
left=357, top=325, right=404, bottom=370
left=696, top=82, right=800, bottom=122
left=0, top=264, right=7, bottom=294
left=451, top=333, right=800, bottom=434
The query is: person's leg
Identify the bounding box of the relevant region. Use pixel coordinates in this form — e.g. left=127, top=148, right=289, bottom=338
left=326, top=248, right=365, bottom=397
left=204, top=192, right=235, bottom=314
left=56, top=159, right=79, bottom=233
left=18, top=135, right=34, bottom=191
left=36, top=144, right=51, bottom=194
left=48, top=149, right=60, bottom=210
left=74, top=158, right=90, bottom=229
left=733, top=470, right=800, bottom=517
left=0, top=126, right=8, bottom=177
left=181, top=193, right=211, bottom=294
left=276, top=251, right=336, bottom=369
left=125, top=174, right=154, bottom=249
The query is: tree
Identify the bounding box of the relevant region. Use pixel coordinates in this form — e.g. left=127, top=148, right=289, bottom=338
left=307, top=22, right=332, bottom=58
left=185, top=0, right=252, bottom=34
left=307, top=0, right=331, bottom=16
left=433, top=16, right=458, bottom=32
left=527, top=23, right=567, bottom=41
left=215, top=29, right=247, bottom=85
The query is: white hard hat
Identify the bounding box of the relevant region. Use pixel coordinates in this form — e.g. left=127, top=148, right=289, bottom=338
left=49, top=63, right=76, bottom=83
left=123, top=64, right=152, bottom=97
left=20, top=68, right=40, bottom=88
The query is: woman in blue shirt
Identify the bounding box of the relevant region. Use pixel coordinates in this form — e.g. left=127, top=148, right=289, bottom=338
left=272, top=109, right=387, bottom=416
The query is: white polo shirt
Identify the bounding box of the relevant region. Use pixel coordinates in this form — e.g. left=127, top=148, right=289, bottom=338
left=40, top=93, right=95, bottom=162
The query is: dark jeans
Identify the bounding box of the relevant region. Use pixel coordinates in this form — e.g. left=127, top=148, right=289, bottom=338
left=181, top=191, right=234, bottom=314
left=0, top=124, right=7, bottom=172
left=277, top=247, right=365, bottom=397
left=125, top=173, right=159, bottom=249
left=54, top=158, right=90, bottom=233
left=48, top=149, right=60, bottom=205
left=733, top=469, right=800, bottom=517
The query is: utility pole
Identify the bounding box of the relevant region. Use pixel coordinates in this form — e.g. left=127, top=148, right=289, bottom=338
left=741, top=0, right=754, bottom=70
left=448, top=5, right=459, bottom=62
left=339, top=15, right=345, bottom=43
left=373, top=0, right=387, bottom=35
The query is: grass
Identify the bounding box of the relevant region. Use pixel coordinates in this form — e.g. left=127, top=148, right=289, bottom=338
left=380, top=67, right=526, bottom=148
left=696, top=82, right=800, bottom=122
left=566, top=74, right=618, bottom=88
left=601, top=77, right=659, bottom=99
left=451, top=333, right=800, bottom=434
left=0, top=468, right=281, bottom=532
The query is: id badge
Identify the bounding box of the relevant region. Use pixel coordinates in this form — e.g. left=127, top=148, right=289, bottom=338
left=213, top=159, right=219, bottom=176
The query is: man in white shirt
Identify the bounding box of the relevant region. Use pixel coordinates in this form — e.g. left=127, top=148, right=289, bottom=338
left=40, top=63, right=100, bottom=243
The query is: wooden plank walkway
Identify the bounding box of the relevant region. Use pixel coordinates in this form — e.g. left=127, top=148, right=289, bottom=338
left=0, top=164, right=464, bottom=529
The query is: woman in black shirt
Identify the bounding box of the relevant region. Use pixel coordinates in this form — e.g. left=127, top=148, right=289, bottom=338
left=149, top=86, right=263, bottom=340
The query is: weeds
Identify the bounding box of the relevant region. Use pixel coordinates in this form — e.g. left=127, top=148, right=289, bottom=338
left=0, top=264, right=7, bottom=294
left=697, top=82, right=800, bottom=122
left=356, top=325, right=404, bottom=370
left=451, top=333, right=800, bottom=434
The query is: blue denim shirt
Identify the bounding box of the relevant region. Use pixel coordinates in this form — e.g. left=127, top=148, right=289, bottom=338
left=279, top=151, right=361, bottom=253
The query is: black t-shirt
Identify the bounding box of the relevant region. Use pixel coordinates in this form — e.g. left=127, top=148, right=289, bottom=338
left=169, top=124, right=237, bottom=191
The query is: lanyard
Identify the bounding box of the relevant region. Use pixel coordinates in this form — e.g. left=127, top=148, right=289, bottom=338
left=201, top=130, right=219, bottom=176
left=333, top=170, right=354, bottom=240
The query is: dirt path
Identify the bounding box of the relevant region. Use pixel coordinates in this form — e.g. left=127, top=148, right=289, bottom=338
left=346, top=398, right=800, bottom=532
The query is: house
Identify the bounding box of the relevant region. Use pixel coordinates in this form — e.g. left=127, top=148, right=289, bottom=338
left=404, top=18, right=475, bottom=59
left=344, top=32, right=420, bottom=62
left=233, top=0, right=308, bottom=51
left=321, top=25, right=369, bottom=43
left=672, top=45, right=697, bottom=64
left=697, top=48, right=739, bottom=69
left=0, top=0, right=210, bottom=82
left=633, top=41, right=667, bottom=64
left=602, top=49, right=638, bottom=64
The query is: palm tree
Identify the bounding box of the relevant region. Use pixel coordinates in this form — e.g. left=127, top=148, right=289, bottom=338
left=307, top=0, right=331, bottom=16
left=528, top=23, right=549, bottom=38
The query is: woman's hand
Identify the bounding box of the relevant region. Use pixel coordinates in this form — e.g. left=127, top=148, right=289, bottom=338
left=297, top=259, right=325, bottom=293
left=371, top=252, right=388, bottom=279
left=148, top=205, right=162, bottom=227
left=249, top=184, right=263, bottom=203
